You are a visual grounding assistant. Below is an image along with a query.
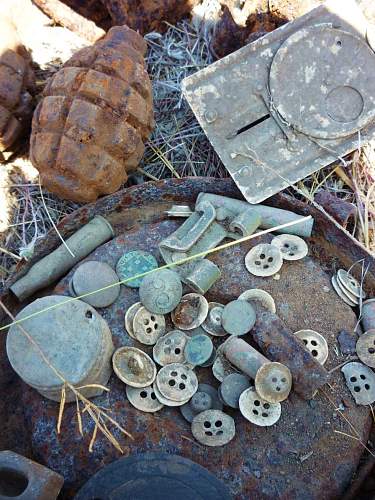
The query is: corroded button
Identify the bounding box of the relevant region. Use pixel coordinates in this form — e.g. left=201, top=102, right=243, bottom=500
left=133, top=306, right=165, bottom=345
left=238, top=288, right=276, bottom=313
left=153, top=330, right=188, bottom=366
left=356, top=330, right=375, bottom=368
left=271, top=234, right=308, bottom=261
left=184, top=334, right=213, bottom=366
left=337, top=269, right=365, bottom=299
left=112, top=347, right=156, bottom=388
left=202, top=302, right=227, bottom=337
left=116, top=250, right=158, bottom=288
left=126, top=384, right=164, bottom=412
left=245, top=243, right=283, bottom=277
left=171, top=293, right=208, bottom=330
left=191, top=410, right=235, bottom=447
left=156, top=363, right=198, bottom=402
left=70, top=260, right=120, bottom=307
left=221, top=300, right=256, bottom=336
left=153, top=382, right=191, bottom=407
left=200, top=346, right=217, bottom=367
left=294, top=329, right=329, bottom=365
left=139, top=269, right=182, bottom=314
left=124, top=302, right=142, bottom=339
left=342, top=361, right=375, bottom=405
left=255, top=362, right=292, bottom=403
left=331, top=275, right=358, bottom=307
left=219, top=373, right=250, bottom=409
left=239, top=387, right=281, bottom=426
left=180, top=383, right=223, bottom=422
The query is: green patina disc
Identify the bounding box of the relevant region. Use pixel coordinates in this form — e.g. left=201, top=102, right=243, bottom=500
left=116, top=251, right=158, bottom=288
left=184, top=334, right=213, bottom=366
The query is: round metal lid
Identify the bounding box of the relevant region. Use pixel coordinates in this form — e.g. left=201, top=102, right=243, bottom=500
left=191, top=410, right=235, bottom=447
left=269, top=25, right=375, bottom=140
left=184, top=334, right=214, bottom=366
left=153, top=330, right=188, bottom=366
left=126, top=384, right=164, bottom=413
left=132, top=306, right=166, bottom=345
left=180, top=384, right=223, bottom=423
left=74, top=453, right=232, bottom=500
left=238, top=289, right=276, bottom=313
left=156, top=363, right=198, bottom=402
left=221, top=300, right=256, bottom=336
left=356, top=330, right=375, bottom=368
left=112, top=347, right=156, bottom=388
left=271, top=235, right=308, bottom=261
left=202, top=302, right=227, bottom=337
left=139, top=269, right=182, bottom=314
left=7, top=295, right=110, bottom=389
left=294, top=329, right=329, bottom=365
left=171, top=293, right=209, bottom=330
left=255, top=362, right=292, bottom=403
left=220, top=373, right=250, bottom=409
left=245, top=244, right=283, bottom=277
left=239, top=387, right=281, bottom=427
left=124, top=302, right=143, bottom=339
left=71, top=261, right=120, bottom=307
left=116, top=250, right=158, bottom=288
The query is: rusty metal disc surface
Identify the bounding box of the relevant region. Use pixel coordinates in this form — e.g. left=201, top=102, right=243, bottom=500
left=171, top=293, right=209, bottom=330
left=202, top=302, right=227, bottom=337
left=238, top=289, right=276, bottom=313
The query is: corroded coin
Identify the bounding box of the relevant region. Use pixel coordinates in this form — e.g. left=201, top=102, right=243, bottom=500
left=116, top=250, right=158, bottom=288
left=221, top=300, right=256, bottom=336
left=184, top=334, right=213, bottom=366
left=139, top=269, right=182, bottom=314
left=180, top=384, right=223, bottom=423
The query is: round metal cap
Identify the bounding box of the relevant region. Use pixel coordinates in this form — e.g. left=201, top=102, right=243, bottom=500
left=156, top=363, right=198, bottom=402
left=271, top=235, right=308, bottom=261
left=180, top=383, right=223, bottom=423
left=220, top=373, right=250, bottom=409
left=184, top=334, right=214, bottom=366
left=116, top=250, right=158, bottom=288
left=153, top=330, right=188, bottom=366
left=202, top=302, right=227, bottom=337
left=342, top=361, right=375, bottom=405
left=245, top=243, right=283, bottom=277
left=171, top=293, right=209, bottom=330
left=191, top=410, right=235, bottom=447
left=337, top=269, right=365, bottom=299
left=239, top=387, right=281, bottom=427
left=132, top=306, right=166, bottom=345
left=139, top=269, right=182, bottom=314
left=255, top=362, right=292, bottom=403
left=153, top=380, right=191, bottom=407
left=356, top=330, right=375, bottom=368
left=238, top=289, right=276, bottom=313
left=294, top=329, right=329, bottom=365
left=74, top=453, right=232, bottom=500
left=126, top=384, right=164, bottom=413
left=124, top=302, right=142, bottom=339
left=112, top=347, right=156, bottom=388
left=221, top=300, right=256, bottom=336
left=331, top=275, right=357, bottom=307
left=71, top=261, right=120, bottom=307
left=212, top=354, right=237, bottom=382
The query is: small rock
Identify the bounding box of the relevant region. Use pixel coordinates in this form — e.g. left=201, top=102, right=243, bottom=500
left=337, top=330, right=358, bottom=356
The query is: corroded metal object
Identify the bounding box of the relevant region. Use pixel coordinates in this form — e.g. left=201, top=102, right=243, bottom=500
left=139, top=269, right=182, bottom=314
left=238, top=288, right=276, bottom=313
left=0, top=16, right=35, bottom=160
left=116, top=250, right=158, bottom=288
left=361, top=298, right=375, bottom=331
left=271, top=234, right=308, bottom=261
left=331, top=275, right=358, bottom=307
left=191, top=410, right=235, bottom=447
left=221, top=300, right=256, bottom=336
left=184, top=334, right=213, bottom=367
left=202, top=302, right=227, bottom=337
left=132, top=306, right=165, bottom=345
left=254, top=362, right=292, bottom=403
left=125, top=385, right=164, bottom=413
left=112, top=347, right=156, bottom=388
left=219, top=373, right=250, bottom=409
left=252, top=310, right=330, bottom=399
left=156, top=363, right=198, bottom=402
left=239, top=387, right=281, bottom=427
left=182, top=1, right=375, bottom=203
left=222, top=336, right=269, bottom=379
left=30, top=26, right=154, bottom=202
left=124, top=302, right=142, bottom=339
left=245, top=243, right=283, bottom=277
left=153, top=330, right=188, bottom=366
left=341, top=361, right=375, bottom=405
left=337, top=269, right=365, bottom=299
left=171, top=293, right=208, bottom=330
left=356, top=330, right=375, bottom=368
left=294, top=329, right=329, bottom=365
left=180, top=383, right=223, bottom=423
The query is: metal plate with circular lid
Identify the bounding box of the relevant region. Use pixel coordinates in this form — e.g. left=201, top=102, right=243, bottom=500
left=139, top=269, right=182, bottom=314
left=356, top=330, right=375, bottom=368
left=171, top=293, right=209, bottom=330
left=153, top=330, right=188, bottom=366
left=74, top=452, right=232, bottom=500
left=126, top=384, right=164, bottom=413
left=133, top=306, right=166, bottom=345
left=294, top=329, right=329, bottom=365
left=191, top=410, right=235, bottom=447
left=255, top=362, right=292, bottom=403
left=269, top=25, right=375, bottom=140
left=112, top=347, right=156, bottom=388
left=116, top=250, right=158, bottom=288
left=124, top=302, right=143, bottom=339
left=180, top=383, right=223, bottom=423
left=202, top=302, right=227, bottom=337
left=245, top=244, right=283, bottom=277
left=239, top=387, right=281, bottom=427
left=156, top=363, right=198, bottom=402
left=271, top=235, right=308, bottom=261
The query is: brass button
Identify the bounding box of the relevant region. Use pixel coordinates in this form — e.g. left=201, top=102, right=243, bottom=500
left=255, top=362, right=292, bottom=403
left=112, top=347, right=156, bottom=388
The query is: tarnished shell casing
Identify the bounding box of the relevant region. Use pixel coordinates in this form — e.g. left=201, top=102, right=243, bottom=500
left=30, top=25, right=154, bottom=202
left=0, top=16, right=35, bottom=157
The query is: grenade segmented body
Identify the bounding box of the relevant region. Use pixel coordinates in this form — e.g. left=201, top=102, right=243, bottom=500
left=30, top=26, right=154, bottom=202
left=0, top=17, right=35, bottom=158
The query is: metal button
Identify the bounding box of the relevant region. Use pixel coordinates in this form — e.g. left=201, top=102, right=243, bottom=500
left=212, top=353, right=237, bottom=382
left=221, top=300, right=256, bottom=336
left=180, top=383, right=223, bottom=422
left=255, top=362, right=292, bottom=403
left=116, top=250, right=158, bottom=288
left=219, top=373, right=250, bottom=409
left=191, top=410, right=235, bottom=447
left=239, top=387, right=281, bottom=426
left=331, top=275, right=358, bottom=307
left=156, top=363, right=198, bottom=402
left=124, top=302, right=142, bottom=339
left=133, top=306, right=165, bottom=345
left=153, top=330, right=188, bottom=366
left=271, top=234, right=308, bottom=261
left=171, top=293, right=209, bottom=330
left=139, top=269, right=182, bottom=314
left=294, top=329, right=329, bottom=365
left=245, top=243, right=283, bottom=277
left=184, top=334, right=213, bottom=366
left=126, top=384, right=164, bottom=412
left=112, top=347, right=156, bottom=388
left=202, top=302, right=227, bottom=337
left=153, top=382, right=191, bottom=407
left=70, top=260, right=120, bottom=307
left=342, top=361, right=375, bottom=405
left=238, top=288, right=276, bottom=313
left=356, top=330, right=375, bottom=368
left=337, top=269, right=365, bottom=299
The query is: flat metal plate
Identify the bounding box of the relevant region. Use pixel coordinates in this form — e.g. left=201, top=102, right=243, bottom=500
left=182, top=1, right=375, bottom=203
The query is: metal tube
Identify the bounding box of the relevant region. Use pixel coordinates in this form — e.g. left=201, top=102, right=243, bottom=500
left=10, top=216, right=114, bottom=301
left=222, top=336, right=269, bottom=379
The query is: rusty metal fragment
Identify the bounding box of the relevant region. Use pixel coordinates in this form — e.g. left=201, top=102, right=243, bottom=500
left=30, top=26, right=154, bottom=202
left=252, top=310, right=330, bottom=399
left=315, top=190, right=357, bottom=229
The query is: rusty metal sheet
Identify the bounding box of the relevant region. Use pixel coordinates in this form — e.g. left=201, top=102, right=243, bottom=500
left=182, top=0, right=375, bottom=203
